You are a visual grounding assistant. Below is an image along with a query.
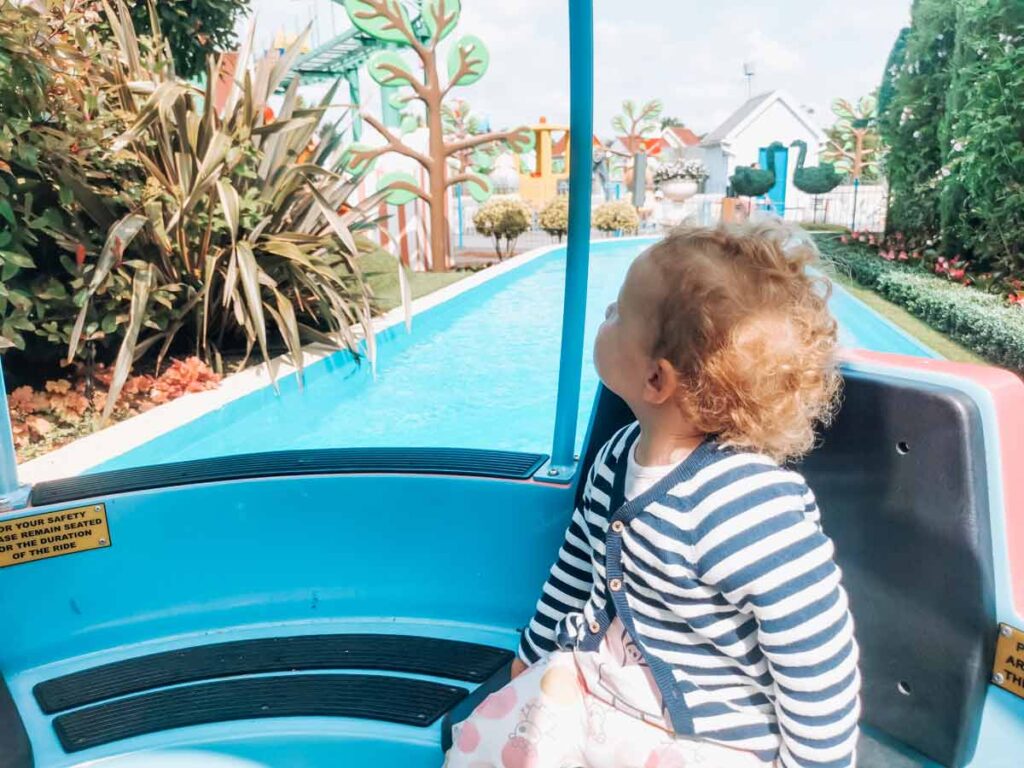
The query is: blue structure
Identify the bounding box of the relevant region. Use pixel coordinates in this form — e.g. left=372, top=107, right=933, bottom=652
left=759, top=144, right=789, bottom=215
left=0, top=2, right=1023, bottom=767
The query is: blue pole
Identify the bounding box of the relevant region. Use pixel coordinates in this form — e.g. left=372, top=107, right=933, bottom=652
left=549, top=0, right=593, bottom=474
left=0, top=361, right=27, bottom=509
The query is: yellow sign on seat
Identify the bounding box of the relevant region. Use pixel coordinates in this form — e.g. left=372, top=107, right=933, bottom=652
left=993, top=624, right=1024, bottom=699
left=0, top=504, right=110, bottom=568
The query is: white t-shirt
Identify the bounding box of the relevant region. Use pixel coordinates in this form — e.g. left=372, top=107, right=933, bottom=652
left=575, top=439, right=678, bottom=727
left=623, top=440, right=678, bottom=502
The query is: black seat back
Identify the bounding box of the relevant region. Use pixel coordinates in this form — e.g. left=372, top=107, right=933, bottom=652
left=580, top=368, right=996, bottom=767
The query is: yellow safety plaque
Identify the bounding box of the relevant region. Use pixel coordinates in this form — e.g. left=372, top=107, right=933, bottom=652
left=0, top=504, right=110, bottom=568
left=993, top=623, right=1024, bottom=699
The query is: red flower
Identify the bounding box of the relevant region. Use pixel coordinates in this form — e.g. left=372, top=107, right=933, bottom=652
left=868, top=235, right=877, bottom=246
left=851, top=231, right=860, bottom=239
left=898, top=250, right=908, bottom=261
left=839, top=235, right=849, bottom=244
left=1008, top=292, right=1024, bottom=307
left=881, top=250, right=896, bottom=261
left=75, top=243, right=86, bottom=266
left=949, top=268, right=965, bottom=281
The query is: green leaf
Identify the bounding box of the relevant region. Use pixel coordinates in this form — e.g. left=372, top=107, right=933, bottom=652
left=67, top=213, right=149, bottom=363
left=471, top=148, right=495, bottom=173
left=341, top=143, right=378, bottom=175
left=216, top=179, right=241, bottom=245
left=90, top=213, right=148, bottom=291
left=235, top=241, right=272, bottom=380
left=343, top=0, right=414, bottom=45
left=1, top=262, right=19, bottom=281
left=422, top=0, right=460, bottom=40
left=367, top=51, right=417, bottom=88
left=505, top=126, right=534, bottom=154
left=377, top=172, right=423, bottom=205
left=447, top=35, right=490, bottom=87
left=465, top=174, right=492, bottom=203
left=400, top=115, right=419, bottom=134
left=101, top=313, right=119, bottom=334
left=307, top=182, right=360, bottom=257
left=1, top=250, right=34, bottom=269
left=102, top=266, right=153, bottom=423
left=0, top=199, right=14, bottom=226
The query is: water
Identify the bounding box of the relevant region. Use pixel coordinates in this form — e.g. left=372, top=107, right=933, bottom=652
left=95, top=240, right=937, bottom=472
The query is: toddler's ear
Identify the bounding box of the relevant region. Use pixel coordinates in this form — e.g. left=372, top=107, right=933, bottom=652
left=644, top=358, right=679, bottom=405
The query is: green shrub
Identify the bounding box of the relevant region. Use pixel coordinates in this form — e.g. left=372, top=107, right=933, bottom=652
left=539, top=196, right=569, bottom=241
left=0, top=2, right=140, bottom=360
left=879, top=0, right=1024, bottom=277
left=878, top=0, right=956, bottom=251
left=1, top=1, right=388, bottom=417
left=818, top=237, right=1024, bottom=372
left=473, top=198, right=533, bottom=259
left=117, top=0, right=250, bottom=81
left=593, top=201, right=640, bottom=234
left=941, top=0, right=1024, bottom=274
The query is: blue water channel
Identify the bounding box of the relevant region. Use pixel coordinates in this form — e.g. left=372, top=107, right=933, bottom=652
left=93, top=239, right=937, bottom=472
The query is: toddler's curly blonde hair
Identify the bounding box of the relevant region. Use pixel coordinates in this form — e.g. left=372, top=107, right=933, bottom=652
left=646, top=222, right=841, bottom=462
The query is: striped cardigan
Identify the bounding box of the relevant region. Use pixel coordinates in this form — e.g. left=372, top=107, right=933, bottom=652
left=518, top=422, right=860, bottom=767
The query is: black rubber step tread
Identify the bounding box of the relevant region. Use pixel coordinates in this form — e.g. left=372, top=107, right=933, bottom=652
left=30, top=447, right=548, bottom=506
left=35, top=634, right=513, bottom=714
left=54, top=673, right=466, bottom=752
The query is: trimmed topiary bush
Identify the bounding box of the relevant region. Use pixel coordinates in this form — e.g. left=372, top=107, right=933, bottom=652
left=539, top=196, right=569, bottom=241
left=593, top=201, right=640, bottom=234
left=473, top=198, right=533, bottom=260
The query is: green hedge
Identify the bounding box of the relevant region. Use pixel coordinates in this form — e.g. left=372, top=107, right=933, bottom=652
left=818, top=238, right=1024, bottom=373
left=879, top=0, right=1024, bottom=275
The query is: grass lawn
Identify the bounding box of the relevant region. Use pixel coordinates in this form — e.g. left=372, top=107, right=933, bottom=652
left=822, top=267, right=987, bottom=365
left=360, top=249, right=471, bottom=312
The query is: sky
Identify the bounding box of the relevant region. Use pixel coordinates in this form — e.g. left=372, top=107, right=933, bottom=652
left=245, top=0, right=912, bottom=136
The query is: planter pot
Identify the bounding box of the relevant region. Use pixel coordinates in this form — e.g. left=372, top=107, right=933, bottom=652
left=659, top=179, right=699, bottom=202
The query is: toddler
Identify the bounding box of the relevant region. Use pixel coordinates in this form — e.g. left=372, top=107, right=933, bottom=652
left=446, top=223, right=860, bottom=768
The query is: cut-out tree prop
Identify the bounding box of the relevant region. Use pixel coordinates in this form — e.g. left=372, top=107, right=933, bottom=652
left=611, top=99, right=663, bottom=205
left=823, top=95, right=884, bottom=182
left=342, top=0, right=530, bottom=271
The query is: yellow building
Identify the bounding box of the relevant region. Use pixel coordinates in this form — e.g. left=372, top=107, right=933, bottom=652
left=518, top=117, right=570, bottom=206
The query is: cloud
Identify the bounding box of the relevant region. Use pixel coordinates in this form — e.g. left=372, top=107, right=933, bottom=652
left=245, top=0, right=913, bottom=137
left=743, top=30, right=802, bottom=75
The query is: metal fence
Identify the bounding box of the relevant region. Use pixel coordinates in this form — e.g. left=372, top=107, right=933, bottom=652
left=786, top=184, right=889, bottom=232
left=448, top=184, right=890, bottom=265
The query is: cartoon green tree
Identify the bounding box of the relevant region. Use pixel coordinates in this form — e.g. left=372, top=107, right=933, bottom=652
left=823, top=95, right=885, bottom=182
left=342, top=0, right=530, bottom=271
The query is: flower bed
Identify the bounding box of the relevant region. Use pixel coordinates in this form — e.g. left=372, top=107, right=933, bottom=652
left=817, top=236, right=1024, bottom=373
left=10, top=357, right=221, bottom=463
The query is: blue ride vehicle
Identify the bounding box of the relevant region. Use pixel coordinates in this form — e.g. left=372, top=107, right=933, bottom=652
left=1, top=2, right=1023, bottom=766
